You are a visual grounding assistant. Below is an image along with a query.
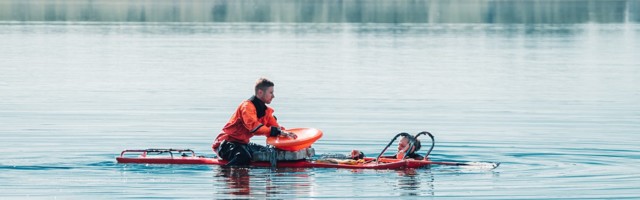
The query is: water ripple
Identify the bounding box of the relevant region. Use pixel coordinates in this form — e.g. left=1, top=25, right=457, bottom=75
left=0, top=165, right=73, bottom=170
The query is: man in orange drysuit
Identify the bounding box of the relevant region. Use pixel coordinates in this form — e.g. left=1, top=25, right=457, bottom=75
left=212, top=77, right=296, bottom=166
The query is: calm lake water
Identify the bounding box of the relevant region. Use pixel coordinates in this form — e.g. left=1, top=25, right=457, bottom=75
left=1, top=1, right=640, bottom=199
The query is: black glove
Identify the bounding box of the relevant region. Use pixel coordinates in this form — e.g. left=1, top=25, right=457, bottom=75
left=269, top=127, right=282, bottom=137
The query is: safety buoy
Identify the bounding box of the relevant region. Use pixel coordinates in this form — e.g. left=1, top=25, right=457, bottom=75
left=266, top=128, right=323, bottom=151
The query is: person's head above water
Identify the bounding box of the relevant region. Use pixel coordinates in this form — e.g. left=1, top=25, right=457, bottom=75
left=351, top=150, right=365, bottom=159
left=398, top=136, right=421, bottom=154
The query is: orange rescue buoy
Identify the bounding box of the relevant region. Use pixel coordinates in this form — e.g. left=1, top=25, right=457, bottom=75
left=266, top=128, right=323, bottom=151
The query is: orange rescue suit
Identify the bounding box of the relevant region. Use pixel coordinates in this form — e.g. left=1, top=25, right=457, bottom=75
left=212, top=99, right=280, bottom=152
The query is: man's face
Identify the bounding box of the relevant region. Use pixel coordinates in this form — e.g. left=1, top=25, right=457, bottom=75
left=257, top=86, right=275, bottom=104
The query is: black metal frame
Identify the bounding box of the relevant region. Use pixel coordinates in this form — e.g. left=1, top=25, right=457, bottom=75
left=375, top=131, right=435, bottom=163
left=120, top=148, right=195, bottom=158
left=374, top=132, right=415, bottom=163
left=414, top=131, right=435, bottom=159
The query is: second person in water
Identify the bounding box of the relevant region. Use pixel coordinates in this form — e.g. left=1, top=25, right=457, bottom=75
left=321, top=135, right=425, bottom=161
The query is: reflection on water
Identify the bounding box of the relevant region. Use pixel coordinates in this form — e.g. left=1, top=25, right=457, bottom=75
left=215, top=168, right=251, bottom=195
left=212, top=167, right=439, bottom=198
left=396, top=168, right=434, bottom=196
left=1, top=0, right=639, bottom=23
left=214, top=167, right=314, bottom=198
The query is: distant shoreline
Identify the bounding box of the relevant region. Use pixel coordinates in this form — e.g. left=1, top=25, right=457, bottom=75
left=1, top=0, right=638, bottom=24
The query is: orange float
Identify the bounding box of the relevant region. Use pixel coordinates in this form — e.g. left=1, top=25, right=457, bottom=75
left=266, top=128, right=323, bottom=151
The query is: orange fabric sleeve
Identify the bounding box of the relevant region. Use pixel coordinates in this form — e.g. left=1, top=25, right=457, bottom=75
left=265, top=108, right=280, bottom=128
left=254, top=126, right=271, bottom=136
left=239, top=102, right=271, bottom=136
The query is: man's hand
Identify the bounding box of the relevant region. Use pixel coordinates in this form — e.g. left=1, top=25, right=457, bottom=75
left=280, top=131, right=298, bottom=139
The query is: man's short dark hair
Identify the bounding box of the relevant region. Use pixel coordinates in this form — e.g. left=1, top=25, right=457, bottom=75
left=255, top=77, right=274, bottom=94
